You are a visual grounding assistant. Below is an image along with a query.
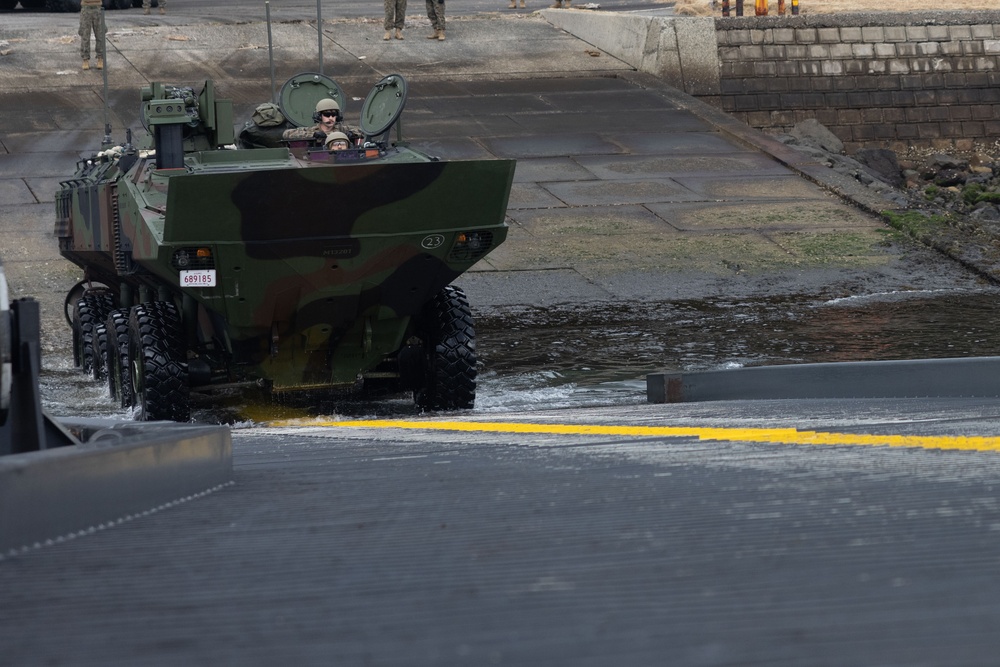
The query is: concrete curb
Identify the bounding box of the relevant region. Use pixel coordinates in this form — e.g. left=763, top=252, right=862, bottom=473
left=0, top=420, right=232, bottom=555
left=647, top=356, right=1000, bottom=403
left=541, top=10, right=721, bottom=94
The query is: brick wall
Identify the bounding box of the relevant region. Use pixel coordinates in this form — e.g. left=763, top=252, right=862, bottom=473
left=710, top=12, right=1000, bottom=153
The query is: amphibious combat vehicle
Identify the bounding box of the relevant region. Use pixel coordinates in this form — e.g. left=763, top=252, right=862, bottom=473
left=56, top=73, right=514, bottom=421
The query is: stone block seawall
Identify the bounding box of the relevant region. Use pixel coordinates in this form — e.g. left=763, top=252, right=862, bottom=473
left=543, top=10, right=1000, bottom=154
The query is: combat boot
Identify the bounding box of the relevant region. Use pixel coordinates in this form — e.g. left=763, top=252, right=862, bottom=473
left=159, top=6, right=165, bottom=13
left=395, top=28, right=404, bottom=40
left=508, top=0, right=515, bottom=7
left=82, top=59, right=90, bottom=70
left=384, top=30, right=391, bottom=40
left=143, top=6, right=149, bottom=13
left=96, top=57, right=103, bottom=69
left=565, top=0, right=571, bottom=6
left=437, top=29, right=445, bottom=41
left=550, top=0, right=562, bottom=7
left=427, top=29, right=438, bottom=39
left=520, top=0, right=526, bottom=6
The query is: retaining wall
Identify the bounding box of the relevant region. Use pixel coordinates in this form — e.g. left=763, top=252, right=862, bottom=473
left=544, top=10, right=1000, bottom=154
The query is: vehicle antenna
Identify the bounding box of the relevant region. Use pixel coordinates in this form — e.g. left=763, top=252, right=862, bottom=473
left=266, top=2, right=276, bottom=103
left=316, top=0, right=323, bottom=75
left=101, top=11, right=111, bottom=147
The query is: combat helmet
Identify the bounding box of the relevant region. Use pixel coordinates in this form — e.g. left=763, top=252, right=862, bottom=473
left=325, top=131, right=350, bottom=150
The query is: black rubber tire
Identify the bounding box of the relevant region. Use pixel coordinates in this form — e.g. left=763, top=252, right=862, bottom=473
left=105, top=308, right=131, bottom=406
left=414, top=285, right=477, bottom=411
left=128, top=302, right=189, bottom=422
left=0, top=260, right=10, bottom=427
left=92, top=322, right=109, bottom=382
left=72, top=292, right=115, bottom=373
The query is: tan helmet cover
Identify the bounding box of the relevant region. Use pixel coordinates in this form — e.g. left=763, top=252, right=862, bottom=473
left=315, top=98, right=341, bottom=113
left=325, top=131, right=350, bottom=147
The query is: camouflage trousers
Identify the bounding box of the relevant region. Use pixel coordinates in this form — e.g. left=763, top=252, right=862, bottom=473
left=425, top=0, right=445, bottom=31
left=384, top=0, right=407, bottom=30
left=142, top=0, right=165, bottom=7
left=78, top=5, right=105, bottom=60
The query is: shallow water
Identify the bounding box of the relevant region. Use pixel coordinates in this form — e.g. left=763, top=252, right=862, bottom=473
left=40, top=287, right=1000, bottom=422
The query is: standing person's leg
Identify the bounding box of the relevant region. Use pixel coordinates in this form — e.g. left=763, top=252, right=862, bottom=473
left=425, top=0, right=444, bottom=40
left=435, top=0, right=445, bottom=39
left=425, top=0, right=438, bottom=39
left=142, top=0, right=150, bottom=14
left=383, top=0, right=393, bottom=39
left=79, top=6, right=93, bottom=68
left=395, top=0, right=406, bottom=38
left=95, top=8, right=106, bottom=69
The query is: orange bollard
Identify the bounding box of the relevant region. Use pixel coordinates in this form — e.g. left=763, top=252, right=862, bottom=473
left=755, top=0, right=768, bottom=14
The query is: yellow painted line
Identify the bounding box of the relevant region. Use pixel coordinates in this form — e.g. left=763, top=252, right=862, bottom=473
left=267, top=419, right=1000, bottom=452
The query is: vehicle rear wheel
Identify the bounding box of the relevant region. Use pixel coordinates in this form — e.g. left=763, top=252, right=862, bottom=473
left=72, top=291, right=115, bottom=373
left=105, top=308, right=131, bottom=407
left=414, top=285, right=477, bottom=411
left=128, top=302, right=189, bottom=421
left=0, top=261, right=11, bottom=427
left=92, top=322, right=109, bottom=382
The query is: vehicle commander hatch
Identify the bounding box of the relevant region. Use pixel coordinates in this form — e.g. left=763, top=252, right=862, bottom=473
left=360, top=74, right=407, bottom=142
left=278, top=72, right=346, bottom=128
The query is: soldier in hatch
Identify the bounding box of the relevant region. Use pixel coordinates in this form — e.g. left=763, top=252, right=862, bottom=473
left=325, top=132, right=351, bottom=152
left=282, top=98, right=357, bottom=147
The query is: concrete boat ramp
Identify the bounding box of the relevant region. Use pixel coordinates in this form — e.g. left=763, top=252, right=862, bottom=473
left=4, top=4, right=1000, bottom=664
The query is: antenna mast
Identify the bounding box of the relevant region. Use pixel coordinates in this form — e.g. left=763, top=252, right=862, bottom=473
left=266, top=2, right=276, bottom=103
left=316, top=0, right=323, bottom=75
left=101, top=11, right=111, bottom=147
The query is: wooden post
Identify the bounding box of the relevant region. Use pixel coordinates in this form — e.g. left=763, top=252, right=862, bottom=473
left=735, top=0, right=743, bottom=16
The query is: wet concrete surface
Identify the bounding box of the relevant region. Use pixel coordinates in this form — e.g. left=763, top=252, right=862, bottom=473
left=6, top=398, right=1000, bottom=665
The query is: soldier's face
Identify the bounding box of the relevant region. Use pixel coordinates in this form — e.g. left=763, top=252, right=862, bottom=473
left=319, top=110, right=338, bottom=131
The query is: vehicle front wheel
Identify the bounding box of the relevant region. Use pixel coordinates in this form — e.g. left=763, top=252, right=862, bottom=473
left=128, top=301, right=189, bottom=422
left=414, top=285, right=477, bottom=411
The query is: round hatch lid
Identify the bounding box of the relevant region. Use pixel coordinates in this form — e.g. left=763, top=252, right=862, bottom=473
left=278, top=72, right=346, bottom=128
left=360, top=74, right=408, bottom=139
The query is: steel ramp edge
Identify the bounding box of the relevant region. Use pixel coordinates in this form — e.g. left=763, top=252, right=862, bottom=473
left=648, top=356, right=1000, bottom=403
left=0, top=419, right=232, bottom=556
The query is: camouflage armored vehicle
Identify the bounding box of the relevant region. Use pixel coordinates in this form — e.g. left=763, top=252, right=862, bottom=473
left=57, top=73, right=514, bottom=421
